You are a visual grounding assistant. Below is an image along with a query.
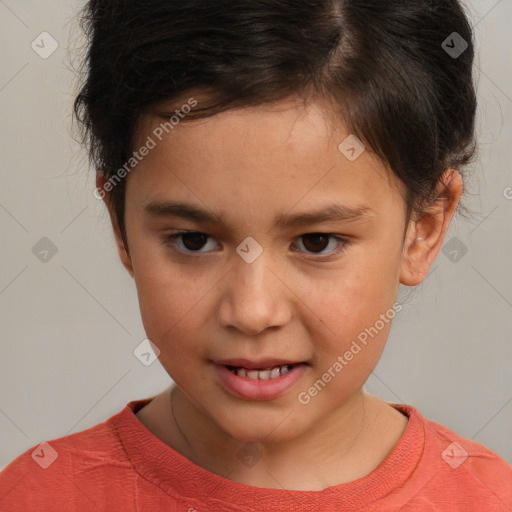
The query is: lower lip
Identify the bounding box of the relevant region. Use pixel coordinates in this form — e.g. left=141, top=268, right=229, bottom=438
left=214, top=363, right=307, bottom=401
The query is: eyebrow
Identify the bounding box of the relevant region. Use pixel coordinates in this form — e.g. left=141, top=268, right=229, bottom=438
left=143, top=200, right=373, bottom=230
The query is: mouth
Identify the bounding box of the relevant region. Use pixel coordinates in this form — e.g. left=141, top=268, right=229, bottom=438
left=213, top=359, right=308, bottom=401
left=224, top=363, right=299, bottom=380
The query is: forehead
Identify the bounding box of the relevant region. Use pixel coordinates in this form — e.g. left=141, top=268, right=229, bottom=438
left=129, top=95, right=405, bottom=220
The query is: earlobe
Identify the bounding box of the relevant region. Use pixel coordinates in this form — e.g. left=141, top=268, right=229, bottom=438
left=96, top=170, right=135, bottom=278
left=399, top=169, right=463, bottom=286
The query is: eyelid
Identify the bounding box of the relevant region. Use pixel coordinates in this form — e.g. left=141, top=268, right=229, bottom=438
left=160, top=230, right=350, bottom=259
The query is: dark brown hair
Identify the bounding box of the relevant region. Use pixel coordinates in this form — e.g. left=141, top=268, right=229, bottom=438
left=73, top=0, right=477, bottom=250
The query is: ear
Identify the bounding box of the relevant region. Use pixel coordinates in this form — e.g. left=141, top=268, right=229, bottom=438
left=399, top=169, right=463, bottom=286
left=96, top=171, right=135, bottom=278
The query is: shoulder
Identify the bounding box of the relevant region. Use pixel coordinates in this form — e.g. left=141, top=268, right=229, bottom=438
left=422, top=408, right=512, bottom=474
left=401, top=404, right=512, bottom=510
left=0, top=404, right=138, bottom=511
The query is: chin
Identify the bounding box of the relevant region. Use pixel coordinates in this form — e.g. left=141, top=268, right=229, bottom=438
left=214, top=410, right=306, bottom=445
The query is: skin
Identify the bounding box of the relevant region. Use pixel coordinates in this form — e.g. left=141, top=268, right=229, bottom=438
left=97, top=94, right=462, bottom=490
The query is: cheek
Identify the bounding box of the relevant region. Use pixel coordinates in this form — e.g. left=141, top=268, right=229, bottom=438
left=299, top=276, right=396, bottom=408
left=303, top=259, right=399, bottom=371
left=309, top=262, right=396, bottom=331
left=131, top=250, right=211, bottom=354
left=135, top=277, right=208, bottom=385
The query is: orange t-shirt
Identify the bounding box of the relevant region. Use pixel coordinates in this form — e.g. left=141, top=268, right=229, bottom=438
left=1, top=398, right=511, bottom=511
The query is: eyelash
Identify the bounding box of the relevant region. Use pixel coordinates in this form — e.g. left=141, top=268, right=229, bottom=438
left=160, top=231, right=349, bottom=259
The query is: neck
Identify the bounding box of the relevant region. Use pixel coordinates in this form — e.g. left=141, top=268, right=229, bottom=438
left=164, top=387, right=406, bottom=490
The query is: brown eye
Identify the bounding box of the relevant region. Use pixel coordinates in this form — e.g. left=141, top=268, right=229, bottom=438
left=293, top=233, right=347, bottom=257
left=161, top=231, right=217, bottom=253
left=179, top=232, right=208, bottom=251
left=301, top=234, right=330, bottom=253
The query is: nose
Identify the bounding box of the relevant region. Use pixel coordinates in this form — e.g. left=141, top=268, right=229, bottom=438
left=217, top=253, right=292, bottom=336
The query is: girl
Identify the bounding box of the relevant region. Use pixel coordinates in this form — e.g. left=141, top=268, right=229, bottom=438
left=1, top=0, right=511, bottom=510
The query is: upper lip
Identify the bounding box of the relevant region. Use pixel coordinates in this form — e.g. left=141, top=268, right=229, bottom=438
left=214, top=358, right=305, bottom=370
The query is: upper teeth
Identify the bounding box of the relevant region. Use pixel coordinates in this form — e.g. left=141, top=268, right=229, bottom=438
left=232, top=364, right=294, bottom=379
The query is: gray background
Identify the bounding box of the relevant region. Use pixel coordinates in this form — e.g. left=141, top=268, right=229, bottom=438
left=0, top=0, right=511, bottom=471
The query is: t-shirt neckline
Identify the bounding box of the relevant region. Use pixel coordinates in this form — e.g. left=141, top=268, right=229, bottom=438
left=110, top=398, right=426, bottom=510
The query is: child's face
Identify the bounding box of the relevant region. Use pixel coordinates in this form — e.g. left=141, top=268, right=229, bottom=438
left=104, top=95, right=426, bottom=442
